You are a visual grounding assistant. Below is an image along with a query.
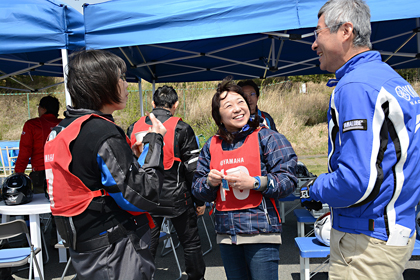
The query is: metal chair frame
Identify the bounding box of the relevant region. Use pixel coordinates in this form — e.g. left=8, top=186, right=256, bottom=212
left=159, top=218, right=182, bottom=280
left=0, top=219, right=44, bottom=280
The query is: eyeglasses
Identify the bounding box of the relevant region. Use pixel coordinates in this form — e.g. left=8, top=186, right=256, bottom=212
left=313, top=24, right=343, bottom=40
left=120, top=73, right=126, bottom=81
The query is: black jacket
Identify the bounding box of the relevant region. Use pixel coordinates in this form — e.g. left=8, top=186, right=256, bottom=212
left=55, top=106, right=164, bottom=242
left=128, top=108, right=204, bottom=218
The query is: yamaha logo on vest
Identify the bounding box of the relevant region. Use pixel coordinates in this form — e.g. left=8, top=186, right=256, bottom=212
left=220, top=157, right=244, bottom=167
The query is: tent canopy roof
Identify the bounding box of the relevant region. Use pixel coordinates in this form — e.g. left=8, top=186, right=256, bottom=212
left=84, top=0, right=420, bottom=83
left=0, top=0, right=85, bottom=92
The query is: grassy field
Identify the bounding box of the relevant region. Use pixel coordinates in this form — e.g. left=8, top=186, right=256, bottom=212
left=2, top=78, right=420, bottom=176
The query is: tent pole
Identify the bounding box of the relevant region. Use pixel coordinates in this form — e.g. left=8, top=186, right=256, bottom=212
left=61, top=49, right=71, bottom=107
left=138, top=79, right=144, bottom=116
left=152, top=80, right=156, bottom=114
left=417, top=18, right=420, bottom=53
left=27, top=93, right=30, bottom=119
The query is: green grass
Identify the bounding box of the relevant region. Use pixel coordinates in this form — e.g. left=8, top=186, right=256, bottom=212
left=299, top=156, right=328, bottom=176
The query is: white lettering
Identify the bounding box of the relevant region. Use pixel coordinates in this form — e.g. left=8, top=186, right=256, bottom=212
left=45, top=154, right=54, bottom=163
left=415, top=114, right=420, bottom=133
left=45, top=169, right=54, bottom=208
left=220, top=157, right=245, bottom=167
left=395, top=85, right=419, bottom=101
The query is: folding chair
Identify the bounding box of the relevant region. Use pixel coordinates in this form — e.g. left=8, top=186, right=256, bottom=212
left=54, top=241, right=76, bottom=280
left=197, top=203, right=216, bottom=257
left=0, top=219, right=44, bottom=280
left=159, top=218, right=182, bottom=280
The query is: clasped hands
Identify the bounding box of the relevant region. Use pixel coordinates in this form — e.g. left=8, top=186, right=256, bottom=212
left=207, top=169, right=254, bottom=190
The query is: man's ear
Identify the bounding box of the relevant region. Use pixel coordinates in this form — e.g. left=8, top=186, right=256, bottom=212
left=342, top=22, right=354, bottom=42
left=152, top=101, right=156, bottom=109
left=173, top=101, right=179, bottom=110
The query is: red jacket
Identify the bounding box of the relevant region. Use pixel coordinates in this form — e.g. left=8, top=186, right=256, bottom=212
left=15, top=113, right=61, bottom=173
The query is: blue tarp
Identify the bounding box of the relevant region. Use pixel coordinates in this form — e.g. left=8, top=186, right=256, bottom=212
left=0, top=141, right=20, bottom=168
left=0, top=0, right=85, bottom=86
left=83, top=0, right=420, bottom=83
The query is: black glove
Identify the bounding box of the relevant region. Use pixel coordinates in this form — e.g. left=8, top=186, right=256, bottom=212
left=300, top=178, right=323, bottom=211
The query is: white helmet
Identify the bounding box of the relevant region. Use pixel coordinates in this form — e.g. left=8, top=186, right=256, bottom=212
left=314, top=212, right=331, bottom=246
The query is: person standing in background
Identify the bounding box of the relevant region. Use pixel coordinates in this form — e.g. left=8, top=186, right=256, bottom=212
left=128, top=85, right=206, bottom=280
left=300, top=1, right=420, bottom=279
left=238, top=80, right=277, bottom=132
left=15, top=95, right=61, bottom=194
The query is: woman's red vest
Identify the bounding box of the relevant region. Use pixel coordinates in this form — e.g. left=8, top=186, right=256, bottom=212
left=44, top=114, right=153, bottom=227
left=210, top=128, right=263, bottom=211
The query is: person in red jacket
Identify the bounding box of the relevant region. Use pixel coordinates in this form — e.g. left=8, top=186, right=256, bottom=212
left=15, top=95, right=61, bottom=194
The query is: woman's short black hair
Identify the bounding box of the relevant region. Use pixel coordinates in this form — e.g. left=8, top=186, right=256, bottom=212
left=153, top=85, right=178, bottom=109
left=67, top=49, right=127, bottom=111
left=211, top=76, right=259, bottom=143
left=237, top=79, right=260, bottom=98
left=39, top=95, right=60, bottom=117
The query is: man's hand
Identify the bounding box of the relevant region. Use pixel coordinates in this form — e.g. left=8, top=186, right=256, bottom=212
left=148, top=113, right=167, bottom=137
left=300, top=178, right=323, bottom=211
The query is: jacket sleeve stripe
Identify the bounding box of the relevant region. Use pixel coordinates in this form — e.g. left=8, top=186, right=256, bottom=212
left=382, top=88, right=410, bottom=233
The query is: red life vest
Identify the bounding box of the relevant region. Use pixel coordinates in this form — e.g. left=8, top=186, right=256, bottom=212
left=130, top=116, right=181, bottom=170
left=210, top=128, right=263, bottom=211
left=44, top=114, right=153, bottom=227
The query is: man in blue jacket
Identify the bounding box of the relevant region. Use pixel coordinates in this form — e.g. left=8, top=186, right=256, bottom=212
left=300, top=0, right=420, bottom=279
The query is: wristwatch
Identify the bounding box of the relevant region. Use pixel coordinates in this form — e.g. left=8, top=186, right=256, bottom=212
left=253, top=176, right=261, bottom=190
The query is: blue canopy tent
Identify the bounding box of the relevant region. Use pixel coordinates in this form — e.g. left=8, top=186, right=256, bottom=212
left=83, top=0, right=420, bottom=86
left=0, top=0, right=85, bottom=105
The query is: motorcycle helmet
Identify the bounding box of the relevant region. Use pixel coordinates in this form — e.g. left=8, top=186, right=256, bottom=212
left=314, top=212, right=331, bottom=246
left=296, top=161, right=316, bottom=178
left=1, top=173, right=33, bottom=205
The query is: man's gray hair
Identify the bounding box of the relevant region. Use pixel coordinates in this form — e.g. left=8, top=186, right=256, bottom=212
left=318, top=0, right=372, bottom=49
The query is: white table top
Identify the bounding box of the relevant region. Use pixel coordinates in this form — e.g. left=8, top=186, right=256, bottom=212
left=0, top=193, right=51, bottom=215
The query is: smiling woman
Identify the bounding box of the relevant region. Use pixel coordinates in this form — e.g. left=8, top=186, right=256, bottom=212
left=210, top=77, right=259, bottom=143
left=192, top=76, right=298, bottom=280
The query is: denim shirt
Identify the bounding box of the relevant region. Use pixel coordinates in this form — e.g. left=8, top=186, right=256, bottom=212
left=192, top=126, right=297, bottom=237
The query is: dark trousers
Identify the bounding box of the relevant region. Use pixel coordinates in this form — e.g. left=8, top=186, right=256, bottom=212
left=70, top=223, right=155, bottom=280
left=150, top=206, right=206, bottom=280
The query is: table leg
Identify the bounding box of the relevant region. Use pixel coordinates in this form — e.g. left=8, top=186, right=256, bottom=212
left=29, top=214, right=44, bottom=280
left=1, top=214, right=9, bottom=223
left=280, top=202, right=285, bottom=223
left=300, top=256, right=310, bottom=280
left=57, top=231, right=67, bottom=263
left=297, top=221, right=302, bottom=237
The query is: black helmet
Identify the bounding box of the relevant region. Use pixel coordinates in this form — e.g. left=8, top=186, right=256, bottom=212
left=2, top=173, right=33, bottom=205
left=296, top=161, right=316, bottom=178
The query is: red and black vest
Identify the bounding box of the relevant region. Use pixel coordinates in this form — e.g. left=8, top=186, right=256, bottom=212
left=44, top=114, right=153, bottom=225
left=130, top=116, right=181, bottom=170
left=210, top=128, right=263, bottom=211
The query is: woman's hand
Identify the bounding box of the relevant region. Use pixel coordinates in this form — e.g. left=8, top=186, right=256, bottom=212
left=207, top=169, right=224, bottom=187
left=148, top=113, right=167, bottom=137
left=225, top=171, right=255, bottom=190
left=131, top=141, right=144, bottom=158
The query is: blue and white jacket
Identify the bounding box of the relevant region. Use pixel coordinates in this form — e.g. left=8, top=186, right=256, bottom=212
left=310, top=51, right=420, bottom=241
